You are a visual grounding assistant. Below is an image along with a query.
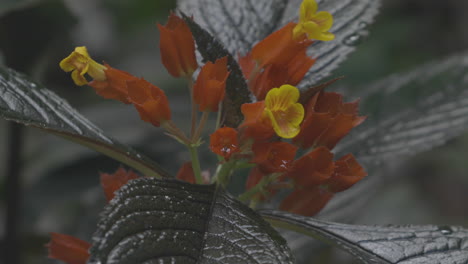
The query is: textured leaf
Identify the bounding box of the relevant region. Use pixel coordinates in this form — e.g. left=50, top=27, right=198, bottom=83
left=178, top=0, right=289, bottom=55
left=182, top=13, right=251, bottom=127
left=178, top=0, right=381, bottom=87
left=338, top=52, right=468, bottom=169
left=261, top=210, right=468, bottom=264
left=88, top=178, right=294, bottom=264
left=0, top=67, right=169, bottom=178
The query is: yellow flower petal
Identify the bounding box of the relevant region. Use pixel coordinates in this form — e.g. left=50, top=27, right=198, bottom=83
left=294, top=0, right=335, bottom=41
left=264, top=84, right=305, bottom=138
left=59, top=46, right=107, bottom=86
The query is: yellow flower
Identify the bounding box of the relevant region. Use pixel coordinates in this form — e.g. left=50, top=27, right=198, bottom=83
left=293, top=0, right=335, bottom=41
left=59, top=46, right=107, bottom=86
left=264, top=84, right=305, bottom=138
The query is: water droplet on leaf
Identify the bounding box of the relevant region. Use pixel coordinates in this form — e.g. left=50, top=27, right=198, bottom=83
left=438, top=226, right=453, bottom=235
left=343, top=33, right=362, bottom=46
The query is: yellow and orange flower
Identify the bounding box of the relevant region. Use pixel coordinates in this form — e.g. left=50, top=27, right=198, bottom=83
left=60, top=46, right=106, bottom=86
left=127, top=78, right=171, bottom=127
left=193, top=56, right=230, bottom=112
left=264, top=85, right=305, bottom=138
left=209, top=127, right=240, bottom=160
left=158, top=13, right=198, bottom=78
left=293, top=0, right=335, bottom=41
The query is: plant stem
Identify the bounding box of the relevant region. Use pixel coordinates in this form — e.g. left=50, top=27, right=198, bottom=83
left=187, top=77, right=198, bottom=138
left=214, top=160, right=237, bottom=187
left=193, top=111, right=209, bottom=142
left=188, top=145, right=203, bottom=184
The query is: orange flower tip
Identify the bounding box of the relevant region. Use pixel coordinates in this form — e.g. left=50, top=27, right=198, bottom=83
left=193, top=56, right=230, bottom=112
left=46, top=232, right=91, bottom=264
left=60, top=46, right=107, bottom=86
left=100, top=167, right=139, bottom=202
left=209, top=127, right=240, bottom=160
left=264, top=84, right=305, bottom=138
left=158, top=13, right=198, bottom=78
left=293, top=0, right=335, bottom=41
left=176, top=162, right=196, bottom=184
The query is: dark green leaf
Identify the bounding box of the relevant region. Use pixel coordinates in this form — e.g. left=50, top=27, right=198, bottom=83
left=261, top=210, right=468, bottom=264
left=339, top=51, right=468, bottom=169
left=182, top=13, right=251, bottom=127
left=88, top=178, right=294, bottom=264
left=178, top=0, right=381, bottom=87
left=0, top=67, right=170, bottom=178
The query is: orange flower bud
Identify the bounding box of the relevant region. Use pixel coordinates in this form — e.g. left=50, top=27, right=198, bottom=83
left=209, top=127, right=240, bottom=160
left=251, top=141, right=298, bottom=173
left=100, top=167, right=139, bottom=202
left=176, top=162, right=196, bottom=184
left=158, top=13, right=198, bottom=78
left=89, top=63, right=138, bottom=104
left=127, top=78, right=171, bottom=127
left=285, top=146, right=334, bottom=187
left=326, top=154, right=367, bottom=193
left=193, top=57, right=230, bottom=111
left=293, top=91, right=366, bottom=149
left=279, top=187, right=333, bottom=216
left=46, top=233, right=90, bottom=264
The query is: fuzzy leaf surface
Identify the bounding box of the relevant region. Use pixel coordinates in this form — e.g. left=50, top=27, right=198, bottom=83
left=182, top=14, right=251, bottom=127
left=88, top=178, right=294, bottom=264
left=178, top=0, right=381, bottom=87
left=0, top=67, right=169, bottom=178
left=262, top=210, right=468, bottom=264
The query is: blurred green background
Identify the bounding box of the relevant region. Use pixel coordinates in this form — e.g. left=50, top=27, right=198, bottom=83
left=1, top=0, right=468, bottom=263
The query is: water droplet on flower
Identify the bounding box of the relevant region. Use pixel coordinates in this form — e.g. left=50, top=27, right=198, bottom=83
left=343, top=33, right=362, bottom=46
left=438, top=226, right=453, bottom=235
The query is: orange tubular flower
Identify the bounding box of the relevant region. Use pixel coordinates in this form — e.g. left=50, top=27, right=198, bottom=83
left=127, top=78, right=171, bottom=127
left=326, top=154, right=367, bottom=193
left=60, top=47, right=139, bottom=104
left=293, top=91, right=366, bottom=149
left=209, top=127, right=240, bottom=160
left=176, top=162, right=196, bottom=184
left=251, top=23, right=312, bottom=68
left=46, top=233, right=91, bottom=264
left=89, top=64, right=138, bottom=104
left=100, top=168, right=139, bottom=202
left=239, top=101, right=275, bottom=141
left=285, top=146, right=335, bottom=187
left=158, top=13, right=198, bottom=78
left=193, top=57, right=230, bottom=112
left=251, top=142, right=298, bottom=173
left=279, top=186, right=334, bottom=216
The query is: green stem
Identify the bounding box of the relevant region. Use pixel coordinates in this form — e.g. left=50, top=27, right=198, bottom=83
left=214, top=160, right=237, bottom=187
left=215, top=104, right=223, bottom=130
left=193, top=111, right=209, bottom=142
left=188, top=145, right=203, bottom=184
left=187, top=77, right=198, bottom=138
left=238, top=180, right=266, bottom=202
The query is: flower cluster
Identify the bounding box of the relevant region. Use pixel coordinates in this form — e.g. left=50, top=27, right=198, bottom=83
left=51, top=0, right=367, bottom=263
